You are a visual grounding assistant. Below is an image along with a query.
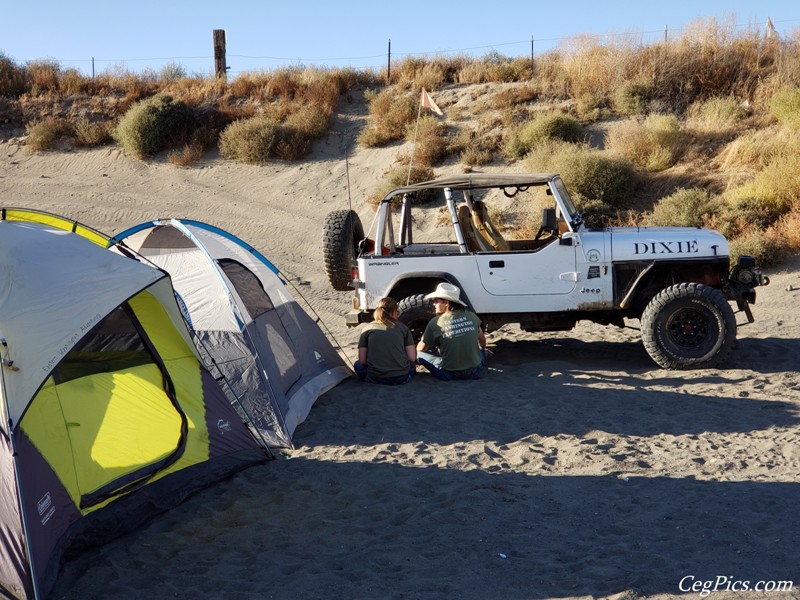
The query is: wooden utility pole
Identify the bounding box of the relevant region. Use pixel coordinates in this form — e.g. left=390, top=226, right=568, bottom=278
left=213, top=29, right=227, bottom=78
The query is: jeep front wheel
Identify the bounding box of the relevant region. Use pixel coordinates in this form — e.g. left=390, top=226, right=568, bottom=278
left=397, top=294, right=435, bottom=342
left=641, top=283, right=736, bottom=369
left=322, top=209, right=364, bottom=291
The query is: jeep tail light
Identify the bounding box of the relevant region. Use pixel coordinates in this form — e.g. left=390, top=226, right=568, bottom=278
left=351, top=266, right=359, bottom=281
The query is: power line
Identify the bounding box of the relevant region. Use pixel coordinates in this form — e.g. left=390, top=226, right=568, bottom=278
left=50, top=16, right=799, bottom=72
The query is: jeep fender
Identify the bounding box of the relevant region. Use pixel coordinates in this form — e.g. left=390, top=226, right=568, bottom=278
left=385, top=272, right=474, bottom=309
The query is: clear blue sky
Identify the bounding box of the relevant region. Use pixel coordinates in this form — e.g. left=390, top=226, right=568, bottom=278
left=4, top=1, right=798, bottom=77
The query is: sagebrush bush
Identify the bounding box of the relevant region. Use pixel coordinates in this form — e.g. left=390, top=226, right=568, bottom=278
left=218, top=117, right=288, bottom=164
left=404, top=114, right=447, bottom=167
left=575, top=197, right=618, bottom=228
left=72, top=116, right=113, bottom=147
left=284, top=104, right=331, bottom=139
left=358, top=89, right=417, bottom=147
left=0, top=53, right=26, bottom=95
left=606, top=114, right=686, bottom=172
left=770, top=87, right=800, bottom=130
left=25, top=116, right=74, bottom=151
left=614, top=82, right=652, bottom=116
left=729, top=228, right=785, bottom=268
left=168, top=142, right=204, bottom=167
left=772, top=210, right=800, bottom=255
left=367, top=164, right=436, bottom=207
left=687, top=96, right=746, bottom=131
left=646, top=188, right=720, bottom=227
left=504, top=113, right=582, bottom=160
left=723, top=152, right=800, bottom=216
left=113, top=94, right=196, bottom=158
left=575, top=92, right=611, bottom=120
left=525, top=140, right=639, bottom=207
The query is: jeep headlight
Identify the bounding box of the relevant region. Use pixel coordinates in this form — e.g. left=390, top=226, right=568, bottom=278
left=734, top=268, right=754, bottom=285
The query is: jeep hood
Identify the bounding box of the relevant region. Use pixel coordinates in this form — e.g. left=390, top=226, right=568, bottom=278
left=609, top=226, right=729, bottom=261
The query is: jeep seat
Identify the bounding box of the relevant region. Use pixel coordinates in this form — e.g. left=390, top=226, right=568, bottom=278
left=471, top=200, right=510, bottom=251
left=457, top=204, right=491, bottom=252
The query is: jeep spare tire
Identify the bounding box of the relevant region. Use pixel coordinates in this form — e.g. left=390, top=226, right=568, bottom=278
left=641, top=283, right=737, bottom=369
left=322, top=209, right=364, bottom=291
left=397, top=294, right=435, bottom=342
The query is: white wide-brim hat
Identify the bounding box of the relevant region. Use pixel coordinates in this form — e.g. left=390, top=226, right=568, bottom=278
left=424, top=282, right=465, bottom=306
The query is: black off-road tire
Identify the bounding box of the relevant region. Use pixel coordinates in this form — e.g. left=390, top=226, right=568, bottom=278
left=641, top=283, right=737, bottom=369
left=397, top=294, right=435, bottom=342
left=322, top=209, right=364, bottom=291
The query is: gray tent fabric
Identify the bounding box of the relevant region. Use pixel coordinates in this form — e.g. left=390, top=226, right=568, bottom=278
left=112, top=219, right=351, bottom=448
left=0, top=214, right=266, bottom=599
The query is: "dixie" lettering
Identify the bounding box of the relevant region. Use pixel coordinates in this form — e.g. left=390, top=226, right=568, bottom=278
left=633, top=240, right=699, bottom=255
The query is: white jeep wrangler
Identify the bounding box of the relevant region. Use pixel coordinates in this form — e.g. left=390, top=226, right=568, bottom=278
left=322, top=173, right=769, bottom=369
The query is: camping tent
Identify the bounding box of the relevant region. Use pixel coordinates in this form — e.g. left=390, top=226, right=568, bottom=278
left=111, top=219, right=350, bottom=448
left=0, top=211, right=267, bottom=599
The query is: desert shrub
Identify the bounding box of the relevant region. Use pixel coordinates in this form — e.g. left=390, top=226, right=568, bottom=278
left=709, top=196, right=787, bottom=241
left=525, top=140, right=639, bottom=207
left=575, top=197, right=617, bottom=228
left=461, top=145, right=492, bottom=167
left=770, top=87, right=800, bottom=131
left=368, top=164, right=436, bottom=207
left=613, top=82, right=651, bottom=116
left=25, top=116, right=74, bottom=151
left=358, top=88, right=417, bottom=147
left=490, top=85, right=539, bottom=110
left=394, top=57, right=449, bottom=90
left=59, top=68, right=89, bottom=96
left=771, top=210, right=800, bottom=255
left=728, top=228, right=785, bottom=268
left=716, top=127, right=792, bottom=172
left=504, top=113, right=582, bottom=160
left=218, top=117, right=288, bottom=164
left=168, top=141, right=204, bottom=167
left=0, top=53, right=26, bottom=96
left=404, top=114, right=447, bottom=166
left=113, top=94, right=197, bottom=158
left=606, top=114, right=686, bottom=171
left=575, top=92, right=611, bottom=120
left=284, top=103, right=330, bottom=139
left=160, top=62, right=187, bottom=83
left=723, top=152, right=800, bottom=216
left=687, top=96, right=745, bottom=131
left=646, top=188, right=720, bottom=227
left=25, top=60, right=60, bottom=94
left=72, top=116, right=113, bottom=147
left=457, top=51, right=518, bottom=84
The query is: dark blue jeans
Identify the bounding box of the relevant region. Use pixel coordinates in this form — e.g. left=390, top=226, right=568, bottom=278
left=416, top=349, right=486, bottom=381
left=353, top=361, right=414, bottom=385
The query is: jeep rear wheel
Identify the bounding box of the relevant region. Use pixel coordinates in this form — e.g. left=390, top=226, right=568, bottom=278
left=641, top=283, right=736, bottom=369
left=397, top=294, right=435, bottom=342
left=322, top=209, right=364, bottom=291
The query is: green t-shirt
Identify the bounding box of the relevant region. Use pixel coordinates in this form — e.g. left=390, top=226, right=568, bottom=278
left=358, top=321, right=414, bottom=379
left=421, top=309, right=482, bottom=372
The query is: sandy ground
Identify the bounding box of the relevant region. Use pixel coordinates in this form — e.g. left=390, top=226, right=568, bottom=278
left=2, top=89, right=800, bottom=599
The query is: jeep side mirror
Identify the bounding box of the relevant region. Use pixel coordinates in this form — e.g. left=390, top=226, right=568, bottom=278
left=542, top=207, right=557, bottom=232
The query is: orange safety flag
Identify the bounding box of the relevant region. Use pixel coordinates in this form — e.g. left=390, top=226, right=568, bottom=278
left=419, top=87, right=443, bottom=116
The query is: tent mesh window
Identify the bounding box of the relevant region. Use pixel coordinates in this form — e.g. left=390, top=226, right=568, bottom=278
left=217, top=259, right=275, bottom=318
left=53, top=305, right=155, bottom=384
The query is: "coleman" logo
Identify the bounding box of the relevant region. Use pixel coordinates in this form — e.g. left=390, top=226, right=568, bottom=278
left=634, top=240, right=699, bottom=254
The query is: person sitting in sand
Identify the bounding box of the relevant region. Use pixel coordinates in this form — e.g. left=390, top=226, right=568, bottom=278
left=354, top=296, right=416, bottom=385
left=416, top=283, right=486, bottom=380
